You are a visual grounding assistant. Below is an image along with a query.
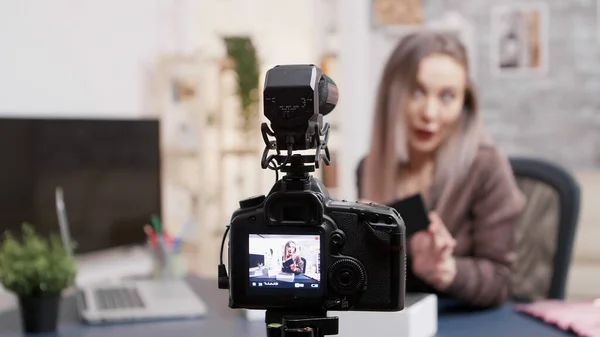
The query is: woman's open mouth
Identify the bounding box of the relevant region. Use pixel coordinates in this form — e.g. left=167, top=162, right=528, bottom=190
left=414, top=129, right=435, bottom=141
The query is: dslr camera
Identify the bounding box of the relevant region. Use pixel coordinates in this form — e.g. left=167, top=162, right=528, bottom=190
left=218, top=64, right=406, bottom=334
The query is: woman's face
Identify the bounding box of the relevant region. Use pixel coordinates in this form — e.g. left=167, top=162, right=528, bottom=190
left=286, top=243, right=296, bottom=256
left=403, top=53, right=467, bottom=155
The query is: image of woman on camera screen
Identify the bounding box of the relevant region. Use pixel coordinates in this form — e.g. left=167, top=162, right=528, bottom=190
left=357, top=31, right=526, bottom=309
left=281, top=241, right=304, bottom=275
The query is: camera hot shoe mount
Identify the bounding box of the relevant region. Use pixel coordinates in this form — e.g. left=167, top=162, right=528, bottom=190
left=260, top=121, right=332, bottom=184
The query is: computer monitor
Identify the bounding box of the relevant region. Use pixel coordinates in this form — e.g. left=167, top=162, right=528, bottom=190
left=249, top=254, right=265, bottom=268
left=0, top=117, right=161, bottom=254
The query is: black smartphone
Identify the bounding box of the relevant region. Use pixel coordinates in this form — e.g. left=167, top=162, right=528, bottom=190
left=282, top=258, right=294, bottom=268
left=388, top=193, right=430, bottom=238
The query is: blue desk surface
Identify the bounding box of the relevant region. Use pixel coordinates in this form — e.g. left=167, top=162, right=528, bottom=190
left=0, top=277, right=574, bottom=337
left=436, top=299, right=574, bottom=337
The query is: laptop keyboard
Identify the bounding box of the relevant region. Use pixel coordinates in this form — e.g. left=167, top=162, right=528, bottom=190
left=93, top=287, right=145, bottom=311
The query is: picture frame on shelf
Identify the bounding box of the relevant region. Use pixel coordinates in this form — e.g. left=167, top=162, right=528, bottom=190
left=157, top=54, right=206, bottom=154
left=490, top=2, right=550, bottom=78
left=371, top=0, right=424, bottom=35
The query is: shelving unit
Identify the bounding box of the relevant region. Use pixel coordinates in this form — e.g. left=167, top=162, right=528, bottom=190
left=155, top=46, right=265, bottom=277
left=156, top=53, right=223, bottom=276
left=157, top=54, right=206, bottom=238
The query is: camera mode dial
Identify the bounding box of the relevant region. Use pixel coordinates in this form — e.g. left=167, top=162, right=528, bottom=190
left=328, top=258, right=366, bottom=296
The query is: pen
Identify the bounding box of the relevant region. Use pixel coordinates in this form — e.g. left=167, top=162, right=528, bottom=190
left=144, top=224, right=158, bottom=247
left=149, top=218, right=174, bottom=243
left=172, top=219, right=192, bottom=252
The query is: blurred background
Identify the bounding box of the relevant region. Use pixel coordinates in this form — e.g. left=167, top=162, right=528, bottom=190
left=0, top=0, right=597, bottom=305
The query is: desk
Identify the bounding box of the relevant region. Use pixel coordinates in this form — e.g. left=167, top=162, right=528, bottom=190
left=0, top=276, right=573, bottom=337
left=436, top=300, right=574, bottom=337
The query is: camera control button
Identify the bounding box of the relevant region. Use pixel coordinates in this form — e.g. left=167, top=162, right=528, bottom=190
left=371, top=214, right=379, bottom=223
left=239, top=195, right=266, bottom=209
left=328, top=258, right=366, bottom=296
left=331, top=232, right=344, bottom=246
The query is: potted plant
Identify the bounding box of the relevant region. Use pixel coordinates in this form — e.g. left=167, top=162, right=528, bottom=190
left=0, top=223, right=77, bottom=334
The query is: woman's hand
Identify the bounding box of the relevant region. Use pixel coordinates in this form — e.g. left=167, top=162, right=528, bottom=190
left=410, top=212, right=457, bottom=290
left=290, top=255, right=303, bottom=274
left=427, top=213, right=456, bottom=255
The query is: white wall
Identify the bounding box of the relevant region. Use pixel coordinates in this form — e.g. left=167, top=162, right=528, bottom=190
left=336, top=0, right=375, bottom=200
left=194, top=0, right=318, bottom=65
left=0, top=0, right=181, bottom=119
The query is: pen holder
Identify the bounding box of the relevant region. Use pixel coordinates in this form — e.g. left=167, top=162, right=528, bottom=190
left=147, top=240, right=187, bottom=280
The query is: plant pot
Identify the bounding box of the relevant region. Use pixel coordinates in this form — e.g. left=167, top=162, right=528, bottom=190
left=18, top=294, right=61, bottom=334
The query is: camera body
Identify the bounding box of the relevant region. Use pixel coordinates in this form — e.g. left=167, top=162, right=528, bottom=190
left=219, top=64, right=406, bottom=313
left=227, top=176, right=406, bottom=312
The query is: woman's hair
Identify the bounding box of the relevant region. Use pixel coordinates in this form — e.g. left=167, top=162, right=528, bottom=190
left=361, top=30, right=491, bottom=206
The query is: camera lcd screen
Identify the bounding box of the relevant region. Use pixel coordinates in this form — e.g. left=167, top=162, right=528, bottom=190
left=248, top=234, right=321, bottom=290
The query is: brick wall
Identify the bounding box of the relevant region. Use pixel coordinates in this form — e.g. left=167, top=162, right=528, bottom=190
left=425, top=0, right=600, bottom=170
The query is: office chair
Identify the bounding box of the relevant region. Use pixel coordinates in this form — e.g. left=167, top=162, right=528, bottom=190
left=356, top=156, right=581, bottom=300
left=509, top=157, right=581, bottom=301
left=301, top=257, right=307, bottom=274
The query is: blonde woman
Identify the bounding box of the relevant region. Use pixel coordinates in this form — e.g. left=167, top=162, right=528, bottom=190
left=357, top=31, right=526, bottom=308
left=281, top=241, right=304, bottom=275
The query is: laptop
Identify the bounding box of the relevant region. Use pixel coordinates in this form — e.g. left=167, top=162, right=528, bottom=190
left=54, top=187, right=207, bottom=324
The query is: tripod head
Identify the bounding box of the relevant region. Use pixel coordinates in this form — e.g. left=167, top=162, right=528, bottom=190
left=260, top=64, right=337, bottom=189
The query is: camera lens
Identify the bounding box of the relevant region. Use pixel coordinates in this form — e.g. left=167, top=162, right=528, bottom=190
left=328, top=258, right=366, bottom=296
